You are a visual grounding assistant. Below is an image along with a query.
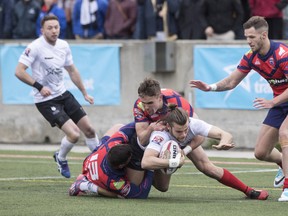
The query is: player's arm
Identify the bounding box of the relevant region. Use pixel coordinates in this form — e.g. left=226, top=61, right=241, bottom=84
left=15, top=62, right=34, bottom=85
left=64, top=64, right=94, bottom=104
left=136, top=121, right=166, bottom=146
left=189, top=69, right=247, bottom=91
left=97, top=187, right=119, bottom=198
left=141, top=148, right=185, bottom=170
left=15, top=62, right=51, bottom=96
left=207, top=126, right=235, bottom=150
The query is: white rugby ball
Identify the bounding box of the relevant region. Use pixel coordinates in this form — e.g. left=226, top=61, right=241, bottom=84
left=159, top=140, right=181, bottom=175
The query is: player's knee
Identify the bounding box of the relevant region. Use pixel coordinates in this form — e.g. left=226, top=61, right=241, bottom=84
left=67, top=131, right=81, bottom=143
left=83, top=126, right=96, bottom=138
left=254, top=150, right=266, bottom=161
left=154, top=184, right=169, bottom=192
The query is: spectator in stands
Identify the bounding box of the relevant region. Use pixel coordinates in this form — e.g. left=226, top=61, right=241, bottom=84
left=104, top=0, right=137, bottom=39
left=249, top=0, right=284, bottom=39
left=12, top=0, right=41, bottom=39
left=0, top=0, right=14, bottom=39
left=72, top=0, right=108, bottom=39
left=176, top=0, right=206, bottom=39
left=56, top=0, right=75, bottom=39
left=133, top=0, right=156, bottom=39
left=36, top=0, right=67, bottom=39
left=201, top=0, right=244, bottom=40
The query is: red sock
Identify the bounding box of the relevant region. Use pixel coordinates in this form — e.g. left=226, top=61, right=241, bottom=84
left=218, top=169, right=251, bottom=194
left=284, top=178, right=288, bottom=190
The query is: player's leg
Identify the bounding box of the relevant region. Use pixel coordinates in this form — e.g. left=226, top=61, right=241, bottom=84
left=152, top=170, right=171, bottom=192
left=254, top=124, right=281, bottom=163
left=278, top=116, right=288, bottom=201
left=254, top=124, right=283, bottom=187
left=35, top=98, right=79, bottom=178
left=187, top=146, right=268, bottom=200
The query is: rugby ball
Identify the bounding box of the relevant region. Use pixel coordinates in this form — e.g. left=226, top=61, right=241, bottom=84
left=159, top=140, right=181, bottom=175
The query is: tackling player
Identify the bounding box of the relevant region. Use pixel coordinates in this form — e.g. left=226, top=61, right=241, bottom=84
left=190, top=16, right=288, bottom=201
left=141, top=104, right=269, bottom=200
left=69, top=123, right=153, bottom=198
left=131, top=78, right=204, bottom=188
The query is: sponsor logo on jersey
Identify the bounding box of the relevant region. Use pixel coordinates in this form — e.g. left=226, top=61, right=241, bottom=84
left=267, top=78, right=288, bottom=86
left=255, top=59, right=260, bottom=65
left=45, top=57, right=54, bottom=59
left=152, top=135, right=164, bottom=145
left=113, top=180, right=125, bottom=190
left=120, top=184, right=131, bottom=196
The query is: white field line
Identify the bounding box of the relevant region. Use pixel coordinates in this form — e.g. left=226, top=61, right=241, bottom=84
left=0, top=168, right=278, bottom=181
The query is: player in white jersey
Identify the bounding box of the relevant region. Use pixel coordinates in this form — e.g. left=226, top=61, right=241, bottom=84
left=141, top=104, right=269, bottom=200
left=15, top=15, right=99, bottom=178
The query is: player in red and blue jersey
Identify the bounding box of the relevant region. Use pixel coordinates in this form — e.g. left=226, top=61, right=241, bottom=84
left=69, top=123, right=153, bottom=199
left=190, top=16, right=288, bottom=202
left=131, top=78, right=205, bottom=190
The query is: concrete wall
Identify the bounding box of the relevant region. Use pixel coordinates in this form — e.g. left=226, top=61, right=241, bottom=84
left=0, top=40, right=267, bottom=149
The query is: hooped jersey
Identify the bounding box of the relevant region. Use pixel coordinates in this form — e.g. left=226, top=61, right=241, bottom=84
left=237, top=41, right=288, bottom=97
left=133, top=88, right=194, bottom=123
left=147, top=117, right=212, bottom=152
left=82, top=123, right=153, bottom=198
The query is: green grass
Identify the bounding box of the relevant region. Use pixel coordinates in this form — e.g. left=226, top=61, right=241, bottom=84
left=0, top=150, right=285, bottom=216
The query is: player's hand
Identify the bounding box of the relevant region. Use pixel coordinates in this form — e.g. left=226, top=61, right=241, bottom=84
left=253, top=98, right=274, bottom=109
left=84, top=94, right=94, bottom=104
left=178, top=153, right=186, bottom=168
left=189, top=80, right=211, bottom=91
left=151, top=120, right=167, bottom=131
left=212, top=142, right=235, bottom=150
left=40, top=86, right=52, bottom=97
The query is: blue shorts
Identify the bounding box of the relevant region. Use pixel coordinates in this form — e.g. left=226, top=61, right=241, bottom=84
left=263, top=102, right=288, bottom=129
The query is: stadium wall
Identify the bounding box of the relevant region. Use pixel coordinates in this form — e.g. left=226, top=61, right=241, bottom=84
left=0, top=40, right=267, bottom=149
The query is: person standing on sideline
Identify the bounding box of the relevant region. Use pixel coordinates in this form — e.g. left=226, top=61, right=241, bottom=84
left=190, top=16, right=288, bottom=201
left=15, top=14, right=99, bottom=179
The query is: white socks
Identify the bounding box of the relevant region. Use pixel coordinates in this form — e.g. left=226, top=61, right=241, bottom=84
left=79, top=181, right=98, bottom=194
left=58, top=136, right=74, bottom=161
left=85, top=135, right=99, bottom=152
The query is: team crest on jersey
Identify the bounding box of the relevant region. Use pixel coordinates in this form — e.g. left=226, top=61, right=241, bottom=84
left=113, top=180, right=125, bottom=190
left=269, top=58, right=274, bottom=66
left=152, top=135, right=164, bottom=145
left=24, top=48, right=31, bottom=57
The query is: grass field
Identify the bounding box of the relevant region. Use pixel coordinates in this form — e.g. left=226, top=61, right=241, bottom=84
left=0, top=149, right=285, bottom=216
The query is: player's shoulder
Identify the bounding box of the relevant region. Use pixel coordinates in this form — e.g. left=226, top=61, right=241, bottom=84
left=275, top=42, right=288, bottom=58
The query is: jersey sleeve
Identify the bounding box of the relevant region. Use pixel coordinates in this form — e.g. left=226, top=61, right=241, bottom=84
left=133, top=99, right=149, bottom=123
left=146, top=131, right=170, bottom=153
left=189, top=118, right=212, bottom=137
left=18, top=43, right=38, bottom=68
left=63, top=41, right=73, bottom=66
left=236, top=50, right=253, bottom=74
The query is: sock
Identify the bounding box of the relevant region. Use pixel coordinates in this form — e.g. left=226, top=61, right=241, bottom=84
left=58, top=136, right=74, bottom=161
left=80, top=181, right=98, bottom=194
left=85, top=135, right=99, bottom=152
left=218, top=169, right=251, bottom=195
left=284, top=178, right=288, bottom=190
left=277, top=162, right=283, bottom=169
